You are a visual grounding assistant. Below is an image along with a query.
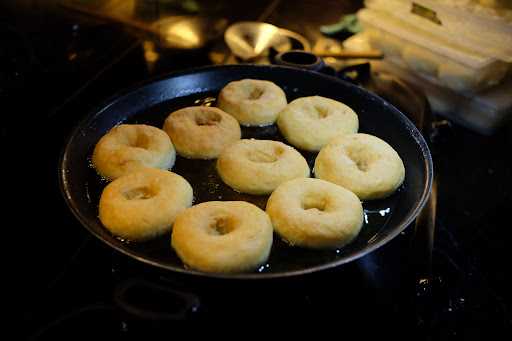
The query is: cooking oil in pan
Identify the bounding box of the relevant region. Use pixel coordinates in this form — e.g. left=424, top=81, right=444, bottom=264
left=82, top=92, right=403, bottom=274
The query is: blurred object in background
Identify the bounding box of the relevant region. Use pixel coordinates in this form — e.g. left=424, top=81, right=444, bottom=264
left=477, top=0, right=512, bottom=16
left=313, top=34, right=381, bottom=71
left=224, top=21, right=292, bottom=60
left=360, top=0, right=512, bottom=91
left=215, top=21, right=310, bottom=65
left=320, top=13, right=362, bottom=41
left=372, top=60, right=512, bottom=136
left=152, top=16, right=227, bottom=49
left=350, top=0, right=512, bottom=135
left=62, top=0, right=228, bottom=51
left=313, top=36, right=347, bottom=70
left=62, top=0, right=216, bottom=24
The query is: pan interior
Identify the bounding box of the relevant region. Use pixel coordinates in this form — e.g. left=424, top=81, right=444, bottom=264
left=61, top=65, right=431, bottom=278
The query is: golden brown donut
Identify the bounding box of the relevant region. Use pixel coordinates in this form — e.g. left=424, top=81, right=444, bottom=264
left=314, top=133, right=405, bottom=200
left=92, top=124, right=176, bottom=180
left=266, top=178, right=364, bottom=249
left=163, top=106, right=241, bottom=159
left=171, top=201, right=273, bottom=273
left=99, top=168, right=193, bottom=241
left=277, top=96, right=359, bottom=151
left=217, top=79, right=287, bottom=126
left=216, top=139, right=310, bottom=195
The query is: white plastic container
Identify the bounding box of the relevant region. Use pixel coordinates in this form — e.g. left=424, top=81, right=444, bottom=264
left=358, top=8, right=510, bottom=92
left=364, top=0, right=512, bottom=61
left=371, top=59, right=512, bottom=135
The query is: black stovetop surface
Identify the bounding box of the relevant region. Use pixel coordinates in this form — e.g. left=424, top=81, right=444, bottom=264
left=5, top=1, right=511, bottom=339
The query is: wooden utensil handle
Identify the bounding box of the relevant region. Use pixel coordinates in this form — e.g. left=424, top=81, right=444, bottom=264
left=315, top=50, right=383, bottom=59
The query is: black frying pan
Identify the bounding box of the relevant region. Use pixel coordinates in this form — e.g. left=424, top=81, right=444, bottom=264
left=59, top=64, right=433, bottom=280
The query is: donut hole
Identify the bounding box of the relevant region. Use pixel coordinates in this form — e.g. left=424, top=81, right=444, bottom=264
left=351, top=157, right=370, bottom=172
left=247, top=146, right=284, bottom=163
left=131, top=133, right=151, bottom=149
left=303, top=104, right=330, bottom=119
left=314, top=105, right=330, bottom=119
left=208, top=216, right=235, bottom=236
left=248, top=87, right=264, bottom=100
left=239, top=84, right=265, bottom=100
left=242, top=33, right=255, bottom=45
left=195, top=111, right=222, bottom=126
left=122, top=186, right=156, bottom=200
left=301, top=194, right=329, bottom=212
left=346, top=147, right=378, bottom=172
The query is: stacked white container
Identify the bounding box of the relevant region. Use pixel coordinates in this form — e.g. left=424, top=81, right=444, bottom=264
left=355, top=0, right=512, bottom=134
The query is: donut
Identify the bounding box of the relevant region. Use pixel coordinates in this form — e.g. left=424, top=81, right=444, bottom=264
left=266, top=178, right=364, bottom=249
left=163, top=106, right=241, bottom=159
left=217, top=79, right=287, bottom=126
left=99, top=168, right=193, bottom=241
left=216, top=139, right=310, bottom=195
left=92, top=124, right=176, bottom=180
left=277, top=96, right=359, bottom=151
left=171, top=201, right=273, bottom=273
left=314, top=133, right=405, bottom=200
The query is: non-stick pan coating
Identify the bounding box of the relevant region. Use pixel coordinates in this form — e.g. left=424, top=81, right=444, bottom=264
left=60, top=65, right=433, bottom=279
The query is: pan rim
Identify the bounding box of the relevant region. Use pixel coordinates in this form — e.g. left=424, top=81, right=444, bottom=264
left=59, top=64, right=433, bottom=280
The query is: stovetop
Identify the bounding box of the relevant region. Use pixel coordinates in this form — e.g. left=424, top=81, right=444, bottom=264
left=6, top=1, right=511, bottom=339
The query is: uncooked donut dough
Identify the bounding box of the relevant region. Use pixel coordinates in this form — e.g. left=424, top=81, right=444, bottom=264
left=163, top=106, right=241, bottom=159
left=217, top=79, right=287, bottom=126
left=216, top=139, right=310, bottom=195
left=171, top=201, right=273, bottom=273
left=314, top=133, right=405, bottom=200
left=99, top=168, right=193, bottom=241
left=277, top=96, right=358, bottom=151
left=92, top=124, right=175, bottom=180
left=266, top=178, right=364, bottom=249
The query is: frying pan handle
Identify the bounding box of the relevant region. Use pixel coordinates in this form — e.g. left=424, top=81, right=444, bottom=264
left=114, top=278, right=200, bottom=321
